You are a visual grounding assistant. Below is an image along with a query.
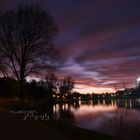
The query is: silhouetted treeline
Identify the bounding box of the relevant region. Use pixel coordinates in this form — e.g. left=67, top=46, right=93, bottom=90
left=0, top=73, right=75, bottom=103
left=0, top=76, right=140, bottom=103
left=91, top=88, right=140, bottom=100
left=0, top=77, right=20, bottom=98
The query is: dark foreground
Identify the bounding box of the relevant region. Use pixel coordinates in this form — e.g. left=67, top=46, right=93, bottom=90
left=0, top=111, right=120, bottom=140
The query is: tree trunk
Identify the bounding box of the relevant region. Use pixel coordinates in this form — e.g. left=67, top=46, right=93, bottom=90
left=19, top=80, right=25, bottom=102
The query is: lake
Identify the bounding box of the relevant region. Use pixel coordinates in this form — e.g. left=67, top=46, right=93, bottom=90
left=53, top=99, right=140, bottom=140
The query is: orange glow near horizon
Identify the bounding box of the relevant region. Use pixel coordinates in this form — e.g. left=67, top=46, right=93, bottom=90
left=74, top=84, right=115, bottom=94
left=26, top=76, right=131, bottom=94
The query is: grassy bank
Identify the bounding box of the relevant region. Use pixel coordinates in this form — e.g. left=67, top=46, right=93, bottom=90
left=0, top=111, right=121, bottom=140
left=44, top=121, right=121, bottom=140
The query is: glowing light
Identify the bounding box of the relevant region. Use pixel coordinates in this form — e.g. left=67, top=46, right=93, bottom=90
left=136, top=76, right=140, bottom=87
left=137, top=77, right=140, bottom=82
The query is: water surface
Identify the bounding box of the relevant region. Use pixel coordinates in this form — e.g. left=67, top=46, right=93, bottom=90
left=53, top=99, right=140, bottom=140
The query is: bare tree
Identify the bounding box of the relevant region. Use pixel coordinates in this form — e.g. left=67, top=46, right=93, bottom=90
left=0, top=5, right=57, bottom=84
left=0, top=58, right=9, bottom=77
left=45, top=72, right=58, bottom=104
left=44, top=73, right=74, bottom=102
left=45, top=72, right=58, bottom=93
left=59, top=76, right=74, bottom=100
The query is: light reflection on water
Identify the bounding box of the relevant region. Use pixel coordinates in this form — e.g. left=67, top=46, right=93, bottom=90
left=53, top=99, right=140, bottom=140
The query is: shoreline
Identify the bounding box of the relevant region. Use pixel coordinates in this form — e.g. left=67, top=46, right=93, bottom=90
left=0, top=111, right=121, bottom=140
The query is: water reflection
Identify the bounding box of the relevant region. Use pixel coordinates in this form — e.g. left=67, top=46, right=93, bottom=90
left=52, top=99, right=140, bottom=140
left=53, top=103, right=75, bottom=124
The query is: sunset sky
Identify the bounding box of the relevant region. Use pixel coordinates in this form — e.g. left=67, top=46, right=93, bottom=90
left=0, top=0, right=140, bottom=93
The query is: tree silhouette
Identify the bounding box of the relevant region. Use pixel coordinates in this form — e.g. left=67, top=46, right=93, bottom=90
left=45, top=72, right=58, bottom=103
left=45, top=72, right=58, bottom=92
left=45, top=73, right=75, bottom=102
left=0, top=5, right=57, bottom=85
left=59, top=76, right=74, bottom=100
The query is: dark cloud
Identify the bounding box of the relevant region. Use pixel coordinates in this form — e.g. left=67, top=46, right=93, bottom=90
left=75, top=39, right=140, bottom=63
left=0, top=0, right=48, bottom=10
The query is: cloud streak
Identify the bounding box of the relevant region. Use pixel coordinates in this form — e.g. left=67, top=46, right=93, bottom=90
left=48, top=0, right=140, bottom=93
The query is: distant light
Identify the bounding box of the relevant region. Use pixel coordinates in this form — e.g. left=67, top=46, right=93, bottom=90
left=136, top=77, right=140, bottom=87
left=137, top=77, right=140, bottom=82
